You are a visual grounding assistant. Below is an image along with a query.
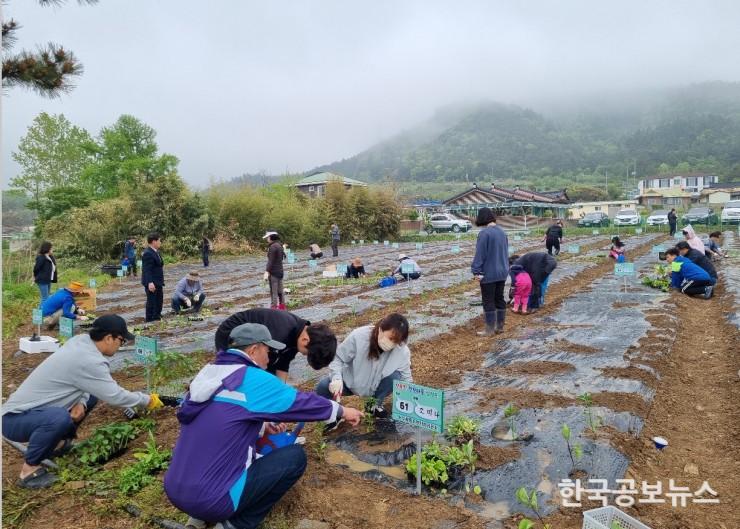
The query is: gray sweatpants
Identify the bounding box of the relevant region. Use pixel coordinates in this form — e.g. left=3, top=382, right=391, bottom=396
left=269, top=275, right=284, bottom=307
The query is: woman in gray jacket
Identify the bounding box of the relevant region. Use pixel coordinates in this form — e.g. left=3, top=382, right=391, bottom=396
left=316, top=313, right=412, bottom=422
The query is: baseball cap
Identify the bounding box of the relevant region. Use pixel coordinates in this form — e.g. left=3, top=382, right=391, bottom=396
left=398, top=253, right=408, bottom=261
left=262, top=231, right=278, bottom=239
left=229, top=323, right=286, bottom=350
left=90, top=314, right=135, bottom=341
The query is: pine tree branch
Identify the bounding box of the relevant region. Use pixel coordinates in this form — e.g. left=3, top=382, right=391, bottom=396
left=2, top=20, right=20, bottom=51
left=2, top=43, right=83, bottom=97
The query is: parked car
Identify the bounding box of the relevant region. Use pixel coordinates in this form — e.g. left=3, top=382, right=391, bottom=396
left=613, top=209, right=641, bottom=226
left=577, top=212, right=610, bottom=227
left=646, top=210, right=669, bottom=226
left=682, top=207, right=718, bottom=225
left=720, top=200, right=740, bottom=225
left=427, top=213, right=473, bottom=233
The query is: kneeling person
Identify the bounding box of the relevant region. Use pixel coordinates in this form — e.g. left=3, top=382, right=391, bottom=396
left=665, top=247, right=716, bottom=299
left=165, top=323, right=363, bottom=529
left=1, top=315, right=162, bottom=488
left=214, top=308, right=336, bottom=382
left=41, top=280, right=88, bottom=329
left=172, top=272, right=206, bottom=314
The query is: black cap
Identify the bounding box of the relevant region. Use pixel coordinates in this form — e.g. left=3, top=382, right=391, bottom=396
left=91, top=314, right=135, bottom=341
left=675, top=241, right=690, bottom=251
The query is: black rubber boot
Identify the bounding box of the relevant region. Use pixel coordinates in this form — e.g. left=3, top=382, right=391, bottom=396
left=495, top=309, right=506, bottom=334
left=477, top=311, right=497, bottom=336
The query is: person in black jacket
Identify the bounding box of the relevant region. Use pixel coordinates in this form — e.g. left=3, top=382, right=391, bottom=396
left=263, top=231, right=285, bottom=310
left=200, top=236, right=211, bottom=268
left=675, top=241, right=717, bottom=281
left=141, top=232, right=165, bottom=322
left=510, top=252, right=558, bottom=310
left=33, top=241, right=58, bottom=305
left=544, top=220, right=564, bottom=255
left=667, top=208, right=678, bottom=236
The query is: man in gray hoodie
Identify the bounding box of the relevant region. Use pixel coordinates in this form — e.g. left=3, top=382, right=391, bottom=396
left=2, top=315, right=162, bottom=489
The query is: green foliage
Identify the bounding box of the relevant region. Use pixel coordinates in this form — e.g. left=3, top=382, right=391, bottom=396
left=445, top=415, right=481, bottom=444
left=515, top=486, right=551, bottom=529
left=561, top=423, right=583, bottom=473
left=74, top=418, right=154, bottom=465
left=148, top=349, right=198, bottom=388
left=641, top=276, right=670, bottom=292
left=404, top=440, right=478, bottom=488
left=577, top=392, right=602, bottom=433
left=118, top=432, right=172, bottom=495
left=504, top=403, right=520, bottom=440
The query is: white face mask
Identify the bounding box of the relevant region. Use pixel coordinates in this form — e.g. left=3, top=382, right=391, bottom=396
left=378, top=334, right=396, bottom=352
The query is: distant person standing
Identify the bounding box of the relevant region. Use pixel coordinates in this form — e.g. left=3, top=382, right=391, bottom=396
left=667, top=208, right=678, bottom=236
left=471, top=207, right=509, bottom=335
left=124, top=236, right=138, bottom=277
left=33, top=241, right=57, bottom=305
left=200, top=236, right=211, bottom=268
left=330, top=223, right=340, bottom=257
left=141, top=232, right=165, bottom=322
left=263, top=231, right=286, bottom=310
left=544, top=220, right=564, bottom=256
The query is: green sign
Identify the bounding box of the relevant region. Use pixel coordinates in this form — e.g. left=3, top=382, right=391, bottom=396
left=137, top=259, right=143, bottom=269
left=392, top=242, right=400, bottom=249
left=614, top=263, right=635, bottom=277
left=373, top=240, right=379, bottom=245
left=652, top=244, right=666, bottom=254
left=567, top=245, right=580, bottom=254
left=401, top=262, right=415, bottom=274
left=635, top=228, right=643, bottom=234
left=592, top=229, right=600, bottom=235
left=383, top=240, right=390, bottom=246
left=508, top=246, right=515, bottom=256
left=116, top=269, right=124, bottom=278
left=336, top=263, right=348, bottom=275
left=351, top=240, right=356, bottom=245
left=89, top=278, right=97, bottom=288
left=59, top=317, right=75, bottom=338
left=674, top=233, right=683, bottom=240
left=287, top=254, right=296, bottom=264
left=392, top=381, right=444, bottom=433
left=451, top=245, right=460, bottom=254
left=514, top=235, right=522, bottom=241
left=415, top=242, right=423, bottom=250
left=359, top=240, right=365, bottom=245
left=308, top=259, right=318, bottom=268
left=32, top=308, right=43, bottom=325
left=134, top=335, right=158, bottom=364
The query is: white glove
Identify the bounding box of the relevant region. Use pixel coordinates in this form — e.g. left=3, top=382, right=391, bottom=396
left=184, top=298, right=192, bottom=307
left=193, top=293, right=200, bottom=302
left=77, top=308, right=86, bottom=316
left=263, top=271, right=270, bottom=281
left=329, top=379, right=343, bottom=400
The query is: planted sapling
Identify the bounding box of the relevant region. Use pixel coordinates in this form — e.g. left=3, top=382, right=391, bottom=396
left=445, top=415, right=481, bottom=445
left=515, top=487, right=550, bottom=529
left=561, top=423, right=583, bottom=475
left=504, top=403, right=519, bottom=440
left=577, top=392, right=602, bottom=433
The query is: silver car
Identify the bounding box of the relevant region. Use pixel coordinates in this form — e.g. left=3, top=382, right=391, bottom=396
left=427, top=213, right=473, bottom=233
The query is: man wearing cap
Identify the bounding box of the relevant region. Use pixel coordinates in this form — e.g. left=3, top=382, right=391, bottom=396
left=165, top=323, right=363, bottom=529
left=2, top=315, right=163, bottom=488
left=392, top=254, right=421, bottom=280
left=171, top=271, right=206, bottom=314
left=263, top=231, right=285, bottom=310
left=214, top=308, right=337, bottom=381
left=40, top=280, right=89, bottom=329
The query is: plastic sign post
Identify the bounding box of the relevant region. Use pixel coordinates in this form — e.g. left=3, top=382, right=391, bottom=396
left=415, top=242, right=423, bottom=250
left=116, top=268, right=124, bottom=281
left=567, top=245, right=580, bottom=254
left=137, top=259, right=143, bottom=270
left=652, top=244, right=666, bottom=255
left=614, top=262, right=636, bottom=293
left=59, top=317, right=75, bottom=338
left=451, top=245, right=461, bottom=254
left=373, top=240, right=379, bottom=245
left=383, top=240, right=390, bottom=246
left=514, top=235, right=522, bottom=241
left=287, top=254, right=296, bottom=264
left=32, top=308, right=43, bottom=336
left=336, top=264, right=348, bottom=282
left=508, top=246, right=515, bottom=256
left=308, top=259, right=318, bottom=269
left=392, top=242, right=400, bottom=249
left=89, top=278, right=97, bottom=289
left=134, top=335, right=158, bottom=392
left=392, top=380, right=444, bottom=495
left=359, top=240, right=365, bottom=245
left=401, top=262, right=414, bottom=289
left=635, top=228, right=643, bottom=234
left=592, top=229, right=600, bottom=235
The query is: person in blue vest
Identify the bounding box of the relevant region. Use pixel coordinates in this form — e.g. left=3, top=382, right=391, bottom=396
left=664, top=247, right=716, bottom=299
left=123, top=236, right=138, bottom=277
left=41, top=281, right=88, bottom=329
left=164, top=323, right=363, bottom=529
left=141, top=232, right=165, bottom=322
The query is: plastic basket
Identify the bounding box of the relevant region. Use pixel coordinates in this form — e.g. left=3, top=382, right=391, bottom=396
left=582, top=506, right=651, bottom=529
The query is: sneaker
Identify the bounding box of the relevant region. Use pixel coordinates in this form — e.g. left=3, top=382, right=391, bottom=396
left=323, top=418, right=345, bottom=433
left=370, top=405, right=389, bottom=419
left=704, top=285, right=714, bottom=299
left=184, top=517, right=207, bottom=529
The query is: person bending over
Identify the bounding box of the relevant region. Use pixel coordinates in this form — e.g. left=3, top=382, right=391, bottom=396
left=664, top=247, right=716, bottom=299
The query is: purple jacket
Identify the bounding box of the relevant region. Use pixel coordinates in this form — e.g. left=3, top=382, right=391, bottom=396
left=164, top=349, right=339, bottom=522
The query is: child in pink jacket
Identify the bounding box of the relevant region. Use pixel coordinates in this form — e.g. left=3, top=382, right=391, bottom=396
left=508, top=264, right=533, bottom=314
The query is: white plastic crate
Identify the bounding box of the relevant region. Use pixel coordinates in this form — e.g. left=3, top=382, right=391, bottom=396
left=583, top=506, right=652, bottom=529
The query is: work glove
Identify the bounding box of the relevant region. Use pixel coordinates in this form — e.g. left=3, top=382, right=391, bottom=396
left=147, top=393, right=164, bottom=410
left=193, top=293, right=200, bottom=302
left=77, top=308, right=86, bottom=316
left=328, top=379, right=344, bottom=401
left=184, top=298, right=192, bottom=307
left=263, top=271, right=270, bottom=281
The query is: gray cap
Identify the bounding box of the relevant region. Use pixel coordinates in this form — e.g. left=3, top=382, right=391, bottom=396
left=229, top=323, right=286, bottom=350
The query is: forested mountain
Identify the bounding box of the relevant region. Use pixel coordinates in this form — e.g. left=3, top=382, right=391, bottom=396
left=314, top=82, right=740, bottom=191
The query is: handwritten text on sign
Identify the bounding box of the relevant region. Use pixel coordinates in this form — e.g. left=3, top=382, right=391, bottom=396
left=614, top=263, right=636, bottom=277
left=392, top=380, right=444, bottom=433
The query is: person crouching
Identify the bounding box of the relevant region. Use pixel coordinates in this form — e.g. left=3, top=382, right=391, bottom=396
left=171, top=272, right=206, bottom=314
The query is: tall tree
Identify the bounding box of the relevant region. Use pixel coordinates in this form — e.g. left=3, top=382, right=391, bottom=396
left=81, top=115, right=179, bottom=196
left=11, top=112, right=94, bottom=216
left=2, top=1, right=97, bottom=97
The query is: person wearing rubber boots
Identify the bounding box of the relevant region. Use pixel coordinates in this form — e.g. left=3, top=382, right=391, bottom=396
left=263, top=231, right=285, bottom=310
left=471, top=207, right=509, bottom=335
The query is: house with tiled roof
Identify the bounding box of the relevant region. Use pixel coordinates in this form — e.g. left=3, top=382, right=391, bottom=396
left=442, top=182, right=570, bottom=216
left=294, top=172, right=368, bottom=198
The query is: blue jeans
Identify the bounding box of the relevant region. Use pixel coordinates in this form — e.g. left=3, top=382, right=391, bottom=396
left=529, top=274, right=551, bottom=309
left=315, top=370, right=402, bottom=404
left=37, top=283, right=51, bottom=305
left=226, top=444, right=307, bottom=529
left=2, top=396, right=98, bottom=465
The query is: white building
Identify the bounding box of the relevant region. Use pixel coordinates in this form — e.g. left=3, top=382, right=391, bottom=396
left=637, top=173, right=719, bottom=195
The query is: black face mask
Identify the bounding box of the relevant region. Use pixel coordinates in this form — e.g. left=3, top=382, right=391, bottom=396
left=682, top=232, right=688, bottom=236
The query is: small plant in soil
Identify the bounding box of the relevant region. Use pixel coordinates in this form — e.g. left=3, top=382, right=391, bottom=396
left=149, top=350, right=198, bottom=387
left=74, top=418, right=154, bottom=465
left=405, top=440, right=479, bottom=489
left=577, top=392, right=602, bottom=433
left=118, top=432, right=172, bottom=494
left=362, top=397, right=378, bottom=433
left=504, top=403, right=520, bottom=440
left=445, top=415, right=481, bottom=444
left=515, top=487, right=551, bottom=529
left=561, top=423, right=583, bottom=475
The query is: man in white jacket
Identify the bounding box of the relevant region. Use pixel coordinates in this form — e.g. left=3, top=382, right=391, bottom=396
left=2, top=315, right=163, bottom=488
left=315, top=313, right=412, bottom=425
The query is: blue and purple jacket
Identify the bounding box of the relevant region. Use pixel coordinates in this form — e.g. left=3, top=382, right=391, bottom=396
left=163, top=349, right=340, bottom=522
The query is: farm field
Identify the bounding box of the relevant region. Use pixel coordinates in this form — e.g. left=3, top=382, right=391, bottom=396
left=3, top=231, right=739, bottom=529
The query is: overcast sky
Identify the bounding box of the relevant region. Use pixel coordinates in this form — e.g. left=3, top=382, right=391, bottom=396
left=3, top=0, right=740, bottom=188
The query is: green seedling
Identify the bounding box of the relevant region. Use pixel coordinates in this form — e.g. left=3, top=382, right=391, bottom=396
left=362, top=397, right=378, bottom=433
left=577, top=392, right=602, bottom=433
left=504, top=403, right=520, bottom=440
left=445, top=415, right=481, bottom=444
left=149, top=350, right=198, bottom=388
left=515, top=487, right=551, bottom=529
left=74, top=418, right=154, bottom=465
left=118, top=432, right=171, bottom=494
left=641, top=275, right=670, bottom=292
left=561, top=423, right=583, bottom=474
left=404, top=439, right=480, bottom=489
